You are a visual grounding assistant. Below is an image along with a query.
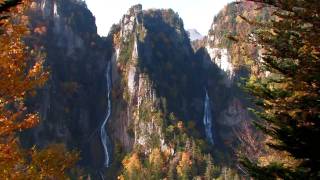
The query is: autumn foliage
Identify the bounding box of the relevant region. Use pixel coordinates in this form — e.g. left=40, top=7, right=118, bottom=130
left=240, top=0, right=320, bottom=179
left=0, top=0, right=78, bottom=178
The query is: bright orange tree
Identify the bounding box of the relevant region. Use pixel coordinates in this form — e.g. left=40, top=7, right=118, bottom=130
left=0, top=0, right=79, bottom=179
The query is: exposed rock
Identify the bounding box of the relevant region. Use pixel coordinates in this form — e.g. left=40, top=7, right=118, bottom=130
left=25, top=0, right=113, bottom=170
left=187, top=29, right=204, bottom=41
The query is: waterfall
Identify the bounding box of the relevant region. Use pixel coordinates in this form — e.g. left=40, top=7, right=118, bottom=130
left=203, top=89, right=214, bottom=144
left=100, top=60, right=112, bottom=167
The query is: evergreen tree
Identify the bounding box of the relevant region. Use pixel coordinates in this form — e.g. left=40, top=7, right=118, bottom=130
left=204, top=155, right=219, bottom=180
left=148, top=148, right=165, bottom=180
left=240, top=0, right=320, bottom=179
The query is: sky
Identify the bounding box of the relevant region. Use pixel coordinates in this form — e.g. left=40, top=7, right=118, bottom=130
left=85, top=0, right=234, bottom=36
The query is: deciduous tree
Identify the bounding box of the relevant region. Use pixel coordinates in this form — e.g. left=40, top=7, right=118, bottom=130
left=0, top=0, right=79, bottom=178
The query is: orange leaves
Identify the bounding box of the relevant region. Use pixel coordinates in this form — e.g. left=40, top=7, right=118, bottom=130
left=0, top=0, right=79, bottom=178
left=122, top=153, right=142, bottom=175
left=176, top=151, right=193, bottom=179
left=121, top=152, right=145, bottom=179
left=148, top=148, right=162, bottom=165
left=28, top=144, right=80, bottom=179
left=33, top=25, right=47, bottom=35
left=121, top=149, right=167, bottom=179
left=0, top=0, right=48, bottom=136
left=113, top=31, right=121, bottom=48
left=0, top=142, right=80, bottom=179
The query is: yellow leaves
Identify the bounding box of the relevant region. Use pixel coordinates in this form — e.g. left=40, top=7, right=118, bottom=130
left=121, top=149, right=167, bottom=179
left=236, top=15, right=244, bottom=23
left=113, top=31, right=121, bottom=48
left=258, top=149, right=300, bottom=169
left=122, top=153, right=142, bottom=175
left=121, top=152, right=146, bottom=179
left=0, top=1, right=79, bottom=179
left=149, top=148, right=162, bottom=165
left=118, top=175, right=125, bottom=180
left=28, top=144, right=80, bottom=179
left=28, top=60, right=44, bottom=78
left=176, top=151, right=193, bottom=178
left=0, top=143, right=80, bottom=179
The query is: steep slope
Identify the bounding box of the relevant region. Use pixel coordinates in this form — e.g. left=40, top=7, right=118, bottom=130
left=106, top=5, right=234, bottom=178
left=201, top=1, right=272, bottom=161
left=110, top=5, right=192, bottom=152
left=24, top=0, right=113, bottom=171
left=107, top=4, right=229, bottom=151
left=206, top=1, right=271, bottom=76
left=20, top=1, right=272, bottom=178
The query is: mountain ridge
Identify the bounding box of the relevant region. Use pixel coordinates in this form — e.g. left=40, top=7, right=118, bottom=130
left=23, top=2, right=267, bottom=178
left=187, top=28, right=204, bottom=41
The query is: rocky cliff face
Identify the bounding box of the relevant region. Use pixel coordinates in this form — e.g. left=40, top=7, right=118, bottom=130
left=200, top=1, right=271, bottom=148
left=109, top=5, right=199, bottom=153
left=22, top=1, right=271, bottom=177
left=187, top=29, right=204, bottom=41
left=24, top=0, right=113, bottom=169
left=108, top=4, right=254, bottom=161
left=206, top=1, right=270, bottom=76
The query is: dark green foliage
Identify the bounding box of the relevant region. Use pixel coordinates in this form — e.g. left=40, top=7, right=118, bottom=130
left=205, top=155, right=221, bottom=179
left=118, top=36, right=135, bottom=65
left=60, top=0, right=97, bottom=34
left=241, top=0, right=320, bottom=179
left=135, top=9, right=229, bottom=146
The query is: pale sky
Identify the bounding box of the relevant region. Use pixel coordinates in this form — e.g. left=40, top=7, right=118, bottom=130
left=85, top=0, right=234, bottom=36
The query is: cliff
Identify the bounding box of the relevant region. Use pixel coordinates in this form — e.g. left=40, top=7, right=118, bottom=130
left=24, top=0, right=113, bottom=170
left=21, top=2, right=272, bottom=178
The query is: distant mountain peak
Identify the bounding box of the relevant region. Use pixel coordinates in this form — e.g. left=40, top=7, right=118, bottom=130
left=187, top=29, right=204, bottom=41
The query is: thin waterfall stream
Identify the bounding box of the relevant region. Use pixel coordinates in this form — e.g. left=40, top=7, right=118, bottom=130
left=203, top=89, right=214, bottom=144
left=100, top=60, right=112, bottom=167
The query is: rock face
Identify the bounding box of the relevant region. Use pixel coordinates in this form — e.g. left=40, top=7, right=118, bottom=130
left=25, top=0, right=113, bottom=169
left=187, top=29, right=204, bottom=41
left=198, top=1, right=271, bottom=146
left=107, top=5, right=235, bottom=157
left=108, top=4, right=253, bottom=159
left=22, top=1, right=271, bottom=177
left=110, top=5, right=197, bottom=152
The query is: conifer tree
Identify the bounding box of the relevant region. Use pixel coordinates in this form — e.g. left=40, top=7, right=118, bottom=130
left=240, top=0, right=320, bottom=179
left=204, top=155, right=219, bottom=180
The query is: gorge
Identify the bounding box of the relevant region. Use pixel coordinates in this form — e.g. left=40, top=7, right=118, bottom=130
left=22, top=0, right=269, bottom=178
